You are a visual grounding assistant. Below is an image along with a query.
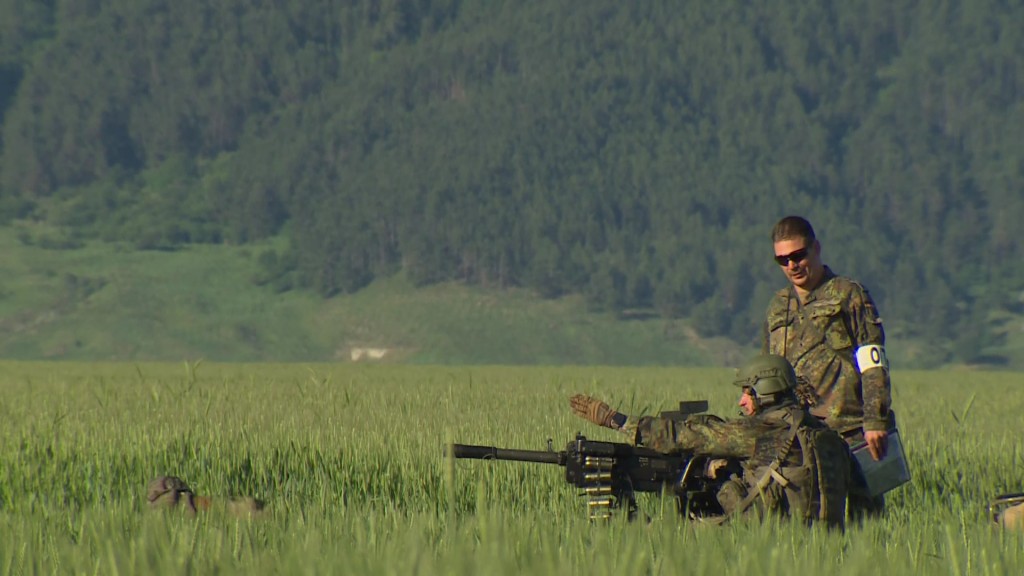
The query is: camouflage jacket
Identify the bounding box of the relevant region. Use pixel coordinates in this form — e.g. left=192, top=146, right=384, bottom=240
left=622, top=405, right=849, bottom=526
left=620, top=404, right=819, bottom=468
left=761, top=267, right=891, bottom=433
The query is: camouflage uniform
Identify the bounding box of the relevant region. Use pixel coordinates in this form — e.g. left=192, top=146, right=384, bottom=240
left=762, top=267, right=892, bottom=517
left=762, top=267, right=892, bottom=435
left=620, top=404, right=849, bottom=527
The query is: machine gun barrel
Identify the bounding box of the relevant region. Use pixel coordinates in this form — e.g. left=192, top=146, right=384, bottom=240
left=448, top=400, right=728, bottom=521
left=448, top=434, right=728, bottom=521
left=450, top=443, right=563, bottom=464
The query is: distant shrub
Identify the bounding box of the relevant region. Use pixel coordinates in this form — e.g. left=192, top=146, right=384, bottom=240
left=251, top=249, right=297, bottom=292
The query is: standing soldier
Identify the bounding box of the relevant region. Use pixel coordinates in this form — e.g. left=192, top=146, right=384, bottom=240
left=763, top=215, right=893, bottom=516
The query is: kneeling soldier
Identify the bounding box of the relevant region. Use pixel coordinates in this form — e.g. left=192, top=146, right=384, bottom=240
left=571, top=354, right=851, bottom=529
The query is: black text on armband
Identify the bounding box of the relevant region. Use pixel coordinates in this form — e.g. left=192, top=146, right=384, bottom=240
left=855, top=345, right=888, bottom=372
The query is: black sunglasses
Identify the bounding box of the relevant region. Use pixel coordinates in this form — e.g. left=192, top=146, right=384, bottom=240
left=774, top=247, right=811, bottom=266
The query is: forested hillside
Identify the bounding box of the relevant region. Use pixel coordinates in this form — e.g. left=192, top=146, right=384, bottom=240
left=1, top=0, right=1022, bottom=365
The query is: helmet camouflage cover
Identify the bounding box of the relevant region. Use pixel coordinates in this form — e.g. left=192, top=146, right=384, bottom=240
left=733, top=354, right=798, bottom=396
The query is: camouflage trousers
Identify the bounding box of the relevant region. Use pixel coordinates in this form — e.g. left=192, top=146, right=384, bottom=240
left=847, top=466, right=885, bottom=519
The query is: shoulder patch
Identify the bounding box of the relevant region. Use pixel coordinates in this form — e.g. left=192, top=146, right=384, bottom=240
left=825, top=275, right=859, bottom=293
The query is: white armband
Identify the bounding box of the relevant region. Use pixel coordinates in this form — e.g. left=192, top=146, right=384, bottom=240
left=855, top=344, right=888, bottom=373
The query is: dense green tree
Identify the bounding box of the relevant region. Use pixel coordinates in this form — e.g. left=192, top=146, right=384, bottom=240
left=0, top=0, right=1021, bottom=362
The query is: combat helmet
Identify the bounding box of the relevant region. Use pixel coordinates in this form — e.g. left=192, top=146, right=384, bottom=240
left=733, top=354, right=798, bottom=404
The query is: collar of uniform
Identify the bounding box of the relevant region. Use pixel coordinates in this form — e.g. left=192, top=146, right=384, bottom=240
left=792, top=266, right=836, bottom=306
left=756, top=402, right=800, bottom=421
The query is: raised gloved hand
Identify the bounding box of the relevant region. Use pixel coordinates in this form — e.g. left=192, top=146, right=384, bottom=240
left=569, top=394, right=619, bottom=428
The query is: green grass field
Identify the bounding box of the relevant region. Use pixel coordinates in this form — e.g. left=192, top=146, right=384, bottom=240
left=1, top=362, right=1021, bottom=575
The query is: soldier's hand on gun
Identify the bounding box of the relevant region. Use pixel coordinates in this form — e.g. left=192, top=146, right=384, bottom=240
left=569, top=394, right=620, bottom=429
left=706, top=458, right=731, bottom=479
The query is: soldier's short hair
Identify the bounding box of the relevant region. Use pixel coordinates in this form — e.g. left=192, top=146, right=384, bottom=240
left=771, top=216, right=816, bottom=243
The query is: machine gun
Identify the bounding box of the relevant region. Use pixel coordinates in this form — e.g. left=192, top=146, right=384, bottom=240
left=449, top=401, right=735, bottom=520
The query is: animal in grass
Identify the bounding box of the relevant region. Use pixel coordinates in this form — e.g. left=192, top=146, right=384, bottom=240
left=1002, top=504, right=1024, bottom=530
left=570, top=354, right=851, bottom=530
left=991, top=495, right=1024, bottom=531
left=146, top=476, right=265, bottom=517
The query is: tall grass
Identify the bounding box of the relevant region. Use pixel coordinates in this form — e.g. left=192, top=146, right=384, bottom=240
left=1, top=362, right=1022, bottom=574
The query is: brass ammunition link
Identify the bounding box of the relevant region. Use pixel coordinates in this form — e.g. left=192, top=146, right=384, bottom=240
left=583, top=456, right=616, bottom=520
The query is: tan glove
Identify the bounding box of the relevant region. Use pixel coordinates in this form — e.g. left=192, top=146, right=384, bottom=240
left=570, top=394, right=619, bottom=428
